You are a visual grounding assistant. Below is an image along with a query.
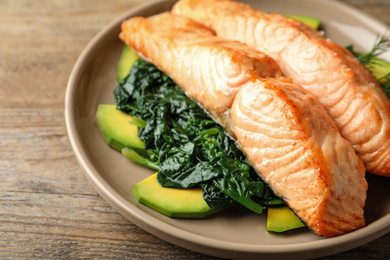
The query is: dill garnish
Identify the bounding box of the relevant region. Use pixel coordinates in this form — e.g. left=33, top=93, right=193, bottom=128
left=346, top=33, right=390, bottom=97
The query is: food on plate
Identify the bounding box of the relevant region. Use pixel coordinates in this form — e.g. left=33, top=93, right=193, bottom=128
left=97, top=78, right=303, bottom=231
left=119, top=12, right=367, bottom=237
left=172, top=0, right=390, bottom=177
left=114, top=56, right=285, bottom=218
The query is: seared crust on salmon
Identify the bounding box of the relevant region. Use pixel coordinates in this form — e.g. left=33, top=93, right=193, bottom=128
left=172, top=0, right=390, bottom=177
left=121, top=13, right=282, bottom=114
left=120, top=12, right=367, bottom=237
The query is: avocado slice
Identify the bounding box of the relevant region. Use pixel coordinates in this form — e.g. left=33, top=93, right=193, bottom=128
left=287, top=15, right=321, bottom=30
left=346, top=49, right=390, bottom=84
left=267, top=206, right=305, bottom=232
left=132, top=173, right=218, bottom=218
left=94, top=104, right=144, bottom=152
left=117, top=45, right=140, bottom=82
left=363, top=57, right=390, bottom=84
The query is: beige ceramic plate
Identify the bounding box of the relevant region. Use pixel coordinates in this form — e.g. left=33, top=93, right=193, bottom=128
left=65, top=0, right=390, bottom=259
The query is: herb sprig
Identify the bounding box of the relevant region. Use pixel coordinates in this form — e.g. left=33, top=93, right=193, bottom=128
left=355, top=33, right=390, bottom=65
left=346, top=33, right=390, bottom=97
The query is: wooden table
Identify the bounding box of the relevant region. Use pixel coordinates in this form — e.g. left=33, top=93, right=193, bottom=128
left=1, top=0, right=389, bottom=259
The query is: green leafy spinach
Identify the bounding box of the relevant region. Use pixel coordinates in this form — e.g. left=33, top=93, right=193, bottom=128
left=114, top=58, right=282, bottom=213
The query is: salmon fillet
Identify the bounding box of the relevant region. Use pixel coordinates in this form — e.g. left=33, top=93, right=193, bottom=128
left=172, top=0, right=390, bottom=177
left=120, top=12, right=367, bottom=237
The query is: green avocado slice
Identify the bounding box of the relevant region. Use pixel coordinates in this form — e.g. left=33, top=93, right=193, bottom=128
left=132, top=173, right=218, bottom=218
left=361, top=57, right=390, bottom=84
left=287, top=15, right=321, bottom=30
left=117, top=45, right=140, bottom=82
left=267, top=206, right=305, bottom=232
left=94, top=104, right=144, bottom=152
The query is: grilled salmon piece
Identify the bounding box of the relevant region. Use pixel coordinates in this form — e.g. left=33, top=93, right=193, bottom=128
left=120, top=12, right=367, bottom=237
left=121, top=13, right=282, bottom=114
left=172, top=0, right=390, bottom=177
left=231, top=78, right=367, bottom=237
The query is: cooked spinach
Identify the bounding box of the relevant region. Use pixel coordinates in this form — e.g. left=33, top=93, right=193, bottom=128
left=114, top=58, right=282, bottom=213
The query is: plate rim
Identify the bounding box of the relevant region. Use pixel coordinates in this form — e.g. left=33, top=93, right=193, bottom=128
left=65, top=0, right=390, bottom=258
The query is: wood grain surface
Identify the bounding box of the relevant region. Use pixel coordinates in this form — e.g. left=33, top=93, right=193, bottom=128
left=1, top=0, right=389, bottom=259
